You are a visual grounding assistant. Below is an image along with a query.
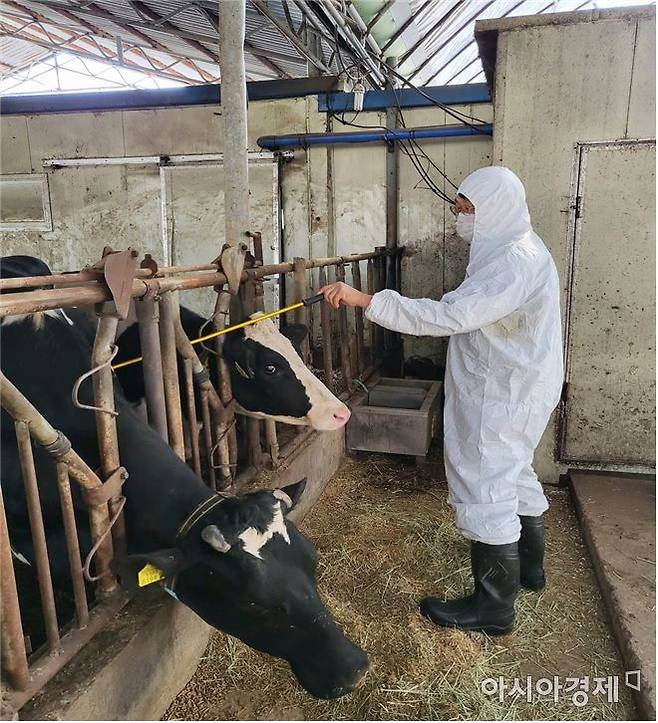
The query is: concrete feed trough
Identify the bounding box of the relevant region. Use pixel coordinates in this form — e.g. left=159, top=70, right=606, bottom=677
left=346, top=378, right=442, bottom=457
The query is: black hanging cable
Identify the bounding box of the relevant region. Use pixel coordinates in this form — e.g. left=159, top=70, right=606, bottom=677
left=392, top=84, right=459, bottom=191
left=325, top=71, right=457, bottom=204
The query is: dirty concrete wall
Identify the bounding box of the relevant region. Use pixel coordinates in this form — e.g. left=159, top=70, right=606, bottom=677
left=0, top=96, right=491, bottom=356
left=489, top=7, right=656, bottom=482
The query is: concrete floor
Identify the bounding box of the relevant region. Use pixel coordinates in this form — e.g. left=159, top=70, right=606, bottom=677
left=570, top=471, right=656, bottom=720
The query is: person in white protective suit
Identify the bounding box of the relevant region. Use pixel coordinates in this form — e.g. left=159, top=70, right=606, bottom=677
left=320, top=166, right=563, bottom=635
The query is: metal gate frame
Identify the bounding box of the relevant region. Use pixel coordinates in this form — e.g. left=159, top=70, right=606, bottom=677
left=0, top=245, right=402, bottom=714
left=558, top=137, right=656, bottom=473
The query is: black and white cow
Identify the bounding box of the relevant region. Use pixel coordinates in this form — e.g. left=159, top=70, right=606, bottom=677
left=0, top=256, right=366, bottom=699
left=114, top=306, right=350, bottom=431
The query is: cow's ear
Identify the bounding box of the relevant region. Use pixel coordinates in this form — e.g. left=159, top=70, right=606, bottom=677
left=112, top=548, right=188, bottom=591
left=222, top=333, right=256, bottom=378
left=276, top=478, right=307, bottom=514
left=281, top=324, right=308, bottom=353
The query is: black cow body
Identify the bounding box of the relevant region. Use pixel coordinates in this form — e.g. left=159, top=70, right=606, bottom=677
left=0, top=256, right=366, bottom=699
left=113, top=306, right=214, bottom=406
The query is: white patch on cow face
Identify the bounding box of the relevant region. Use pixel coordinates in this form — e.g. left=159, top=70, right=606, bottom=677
left=238, top=501, right=290, bottom=560
left=243, top=315, right=351, bottom=431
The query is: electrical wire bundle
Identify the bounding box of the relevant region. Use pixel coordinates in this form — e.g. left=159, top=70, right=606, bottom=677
left=320, top=4, right=487, bottom=205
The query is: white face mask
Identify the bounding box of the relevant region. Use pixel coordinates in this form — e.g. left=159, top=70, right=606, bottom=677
left=456, top=213, right=475, bottom=243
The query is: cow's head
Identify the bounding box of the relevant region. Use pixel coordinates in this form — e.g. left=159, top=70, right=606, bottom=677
left=122, top=481, right=368, bottom=699
left=222, top=315, right=351, bottom=431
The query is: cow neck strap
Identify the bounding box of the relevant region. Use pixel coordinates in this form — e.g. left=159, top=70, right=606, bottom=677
left=176, top=493, right=231, bottom=540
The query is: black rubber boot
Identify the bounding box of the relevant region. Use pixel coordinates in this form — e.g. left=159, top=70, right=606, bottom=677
left=419, top=542, right=520, bottom=636
left=519, top=515, right=546, bottom=592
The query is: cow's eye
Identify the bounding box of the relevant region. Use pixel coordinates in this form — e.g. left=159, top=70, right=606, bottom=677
left=264, top=364, right=277, bottom=375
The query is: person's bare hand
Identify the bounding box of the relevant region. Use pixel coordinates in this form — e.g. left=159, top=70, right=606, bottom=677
left=319, top=282, right=372, bottom=310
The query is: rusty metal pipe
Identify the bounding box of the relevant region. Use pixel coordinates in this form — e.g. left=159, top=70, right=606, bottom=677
left=351, top=261, right=365, bottom=376
left=199, top=389, right=217, bottom=490
left=0, top=251, right=398, bottom=317
left=265, top=419, right=279, bottom=469
left=0, top=250, right=392, bottom=293
left=91, top=312, right=126, bottom=555
left=366, top=258, right=375, bottom=364
left=170, top=294, right=232, bottom=484
left=335, top=264, right=353, bottom=390
left=55, top=462, right=89, bottom=628
left=134, top=295, right=168, bottom=441
left=0, top=485, right=30, bottom=691
left=318, top=266, right=334, bottom=393
left=0, top=373, right=117, bottom=593
left=182, top=359, right=202, bottom=479
left=212, top=288, right=238, bottom=475
left=3, top=591, right=129, bottom=713
left=239, top=278, right=264, bottom=478
left=158, top=292, right=185, bottom=461
left=292, top=258, right=310, bottom=364
left=15, top=420, right=60, bottom=654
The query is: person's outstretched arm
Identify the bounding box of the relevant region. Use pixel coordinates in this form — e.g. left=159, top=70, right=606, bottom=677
left=320, top=248, right=535, bottom=337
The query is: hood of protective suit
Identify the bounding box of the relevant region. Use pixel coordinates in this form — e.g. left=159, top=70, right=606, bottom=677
left=457, top=166, right=533, bottom=267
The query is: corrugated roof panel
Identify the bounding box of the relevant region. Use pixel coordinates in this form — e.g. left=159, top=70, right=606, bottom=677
left=2, top=0, right=655, bottom=92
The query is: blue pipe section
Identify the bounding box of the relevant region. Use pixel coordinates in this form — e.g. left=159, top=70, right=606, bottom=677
left=258, top=123, right=493, bottom=150
left=318, top=83, right=491, bottom=113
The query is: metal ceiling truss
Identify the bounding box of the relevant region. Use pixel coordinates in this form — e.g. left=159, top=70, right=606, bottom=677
left=0, top=1, right=219, bottom=82
left=1, top=0, right=624, bottom=94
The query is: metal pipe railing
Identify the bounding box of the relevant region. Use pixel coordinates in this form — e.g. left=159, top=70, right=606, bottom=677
left=159, top=292, right=186, bottom=461
left=0, top=251, right=396, bottom=315
left=91, top=312, right=126, bottom=555
left=0, top=486, right=30, bottom=692
left=0, top=245, right=402, bottom=710
left=134, top=294, right=169, bottom=441
left=55, top=462, right=89, bottom=628
left=15, top=421, right=61, bottom=654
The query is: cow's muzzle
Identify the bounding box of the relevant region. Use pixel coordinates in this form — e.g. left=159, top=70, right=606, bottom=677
left=290, top=637, right=368, bottom=699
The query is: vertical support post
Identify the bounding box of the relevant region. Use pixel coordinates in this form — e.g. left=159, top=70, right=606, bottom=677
left=265, top=420, right=279, bottom=469
left=372, top=250, right=385, bottom=361
left=385, top=56, right=400, bottom=283
left=351, top=260, right=365, bottom=376
left=212, top=293, right=238, bottom=475
left=335, top=263, right=353, bottom=390
left=217, top=0, right=249, bottom=477
left=182, top=359, right=202, bottom=479
left=366, top=257, right=375, bottom=363
left=217, top=0, right=248, bottom=294
left=56, top=462, right=89, bottom=628
left=239, top=276, right=263, bottom=469
left=91, top=311, right=126, bottom=555
left=199, top=389, right=217, bottom=490
left=250, top=244, right=278, bottom=468
left=15, top=421, right=60, bottom=653
left=318, top=266, right=334, bottom=391
left=292, top=257, right=309, bottom=363
left=0, top=486, right=30, bottom=691
left=159, top=291, right=185, bottom=461
left=385, top=57, right=403, bottom=375
left=134, top=294, right=168, bottom=441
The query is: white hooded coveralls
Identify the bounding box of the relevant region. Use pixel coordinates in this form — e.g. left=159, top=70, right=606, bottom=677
left=365, top=167, right=563, bottom=545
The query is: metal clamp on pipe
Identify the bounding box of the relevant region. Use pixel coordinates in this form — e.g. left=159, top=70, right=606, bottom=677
left=40, top=430, right=72, bottom=459
left=192, top=368, right=211, bottom=386
left=82, top=467, right=129, bottom=507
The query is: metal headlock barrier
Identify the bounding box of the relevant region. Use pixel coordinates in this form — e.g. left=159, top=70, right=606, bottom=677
left=0, top=244, right=403, bottom=714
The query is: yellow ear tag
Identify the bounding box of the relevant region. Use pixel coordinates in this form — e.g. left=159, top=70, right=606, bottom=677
left=138, top=563, right=165, bottom=587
